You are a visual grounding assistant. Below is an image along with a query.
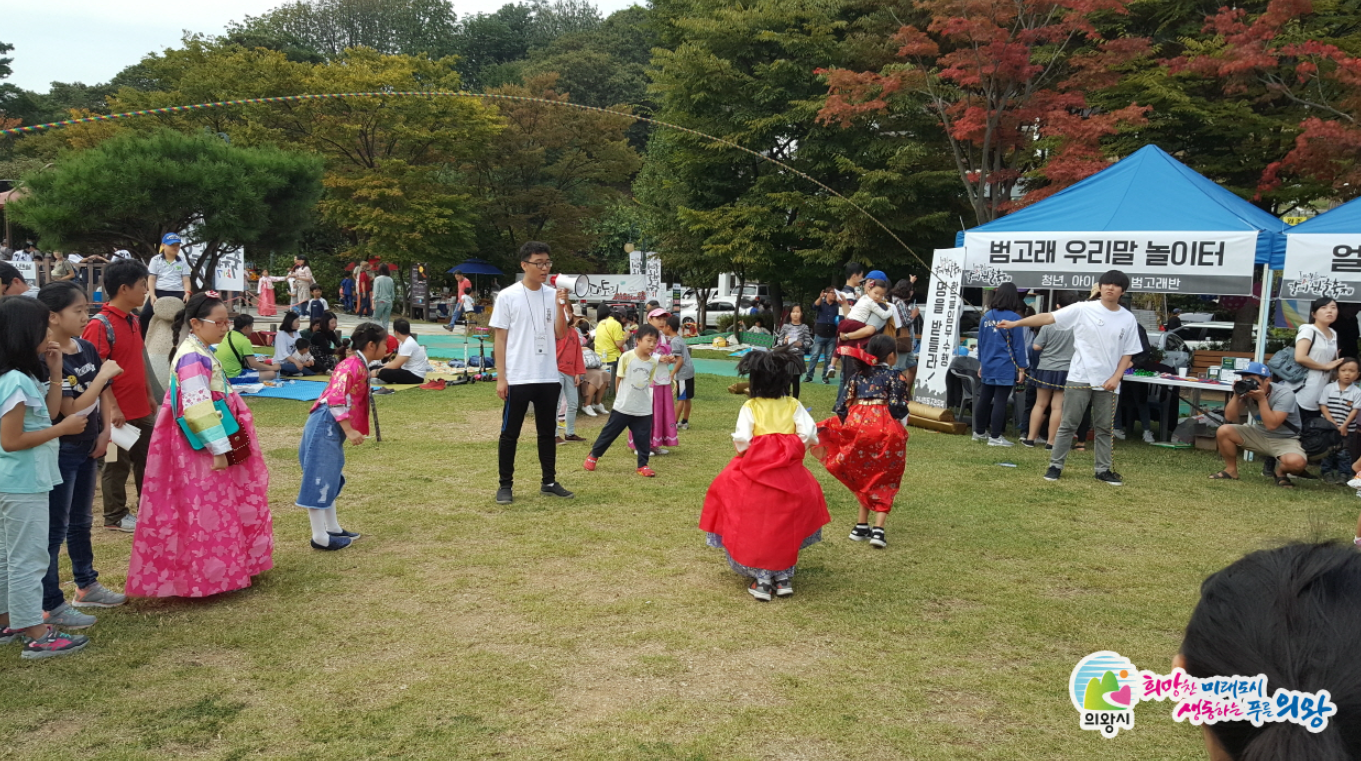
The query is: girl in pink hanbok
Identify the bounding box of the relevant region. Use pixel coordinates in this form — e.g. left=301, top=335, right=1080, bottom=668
left=256, top=270, right=286, bottom=317
left=126, top=293, right=273, bottom=598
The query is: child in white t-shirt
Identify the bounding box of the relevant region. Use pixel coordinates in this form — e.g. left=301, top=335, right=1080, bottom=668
left=281, top=337, right=316, bottom=376
left=837, top=273, right=893, bottom=352
left=584, top=324, right=660, bottom=477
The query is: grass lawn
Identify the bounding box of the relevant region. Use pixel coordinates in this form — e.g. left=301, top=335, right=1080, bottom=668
left=4, top=372, right=1357, bottom=759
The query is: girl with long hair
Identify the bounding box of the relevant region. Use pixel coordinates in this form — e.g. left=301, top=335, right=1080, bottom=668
left=973, top=282, right=1028, bottom=446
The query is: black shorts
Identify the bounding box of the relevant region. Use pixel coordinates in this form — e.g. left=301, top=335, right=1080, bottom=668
left=678, top=377, right=696, bottom=400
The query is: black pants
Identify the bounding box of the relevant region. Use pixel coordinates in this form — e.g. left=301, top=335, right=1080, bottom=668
left=790, top=376, right=801, bottom=400
left=141, top=289, right=184, bottom=338
left=974, top=383, right=1013, bottom=438
left=377, top=368, right=424, bottom=385
left=591, top=411, right=652, bottom=467
left=498, top=382, right=560, bottom=489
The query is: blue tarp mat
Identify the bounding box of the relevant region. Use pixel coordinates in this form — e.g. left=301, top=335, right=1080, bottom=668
left=239, top=380, right=327, bottom=402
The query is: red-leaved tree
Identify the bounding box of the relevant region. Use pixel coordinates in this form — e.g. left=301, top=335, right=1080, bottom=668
left=1177, top=0, right=1361, bottom=199
left=817, top=0, right=1151, bottom=224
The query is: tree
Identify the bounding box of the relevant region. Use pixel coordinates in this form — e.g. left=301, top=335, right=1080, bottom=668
left=817, top=0, right=1153, bottom=224
left=226, top=0, right=460, bottom=60
left=8, top=129, right=324, bottom=285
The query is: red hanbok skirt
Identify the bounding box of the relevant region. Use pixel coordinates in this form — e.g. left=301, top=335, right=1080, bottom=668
left=700, top=433, right=830, bottom=572
left=815, top=403, right=907, bottom=513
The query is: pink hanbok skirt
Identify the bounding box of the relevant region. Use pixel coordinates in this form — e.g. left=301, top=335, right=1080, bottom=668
left=629, top=383, right=679, bottom=450
left=127, top=393, right=274, bottom=598
left=258, top=286, right=277, bottom=317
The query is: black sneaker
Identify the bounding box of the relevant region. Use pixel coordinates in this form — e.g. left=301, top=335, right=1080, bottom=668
left=496, top=487, right=513, bottom=505
left=1261, top=457, right=1277, bottom=478
left=1095, top=470, right=1124, bottom=486
left=1020, top=438, right=1036, bottom=448
left=1044, top=443, right=1053, bottom=450
left=747, top=580, right=773, bottom=601
left=1044, top=466, right=1062, bottom=481
left=869, top=527, right=887, bottom=548
left=773, top=578, right=793, bottom=597
left=311, top=536, right=351, bottom=551
left=848, top=524, right=871, bottom=541
left=541, top=482, right=574, bottom=498
left=328, top=529, right=361, bottom=539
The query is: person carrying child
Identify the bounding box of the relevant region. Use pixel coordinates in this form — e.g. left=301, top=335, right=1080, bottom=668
left=628, top=308, right=680, bottom=455
left=0, top=296, right=93, bottom=659
left=835, top=270, right=893, bottom=410
left=126, top=293, right=274, bottom=597
left=813, top=334, right=910, bottom=549
left=296, top=323, right=388, bottom=551
left=585, top=323, right=661, bottom=477
left=699, top=347, right=829, bottom=601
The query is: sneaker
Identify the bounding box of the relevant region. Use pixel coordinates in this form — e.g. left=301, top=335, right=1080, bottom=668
left=1044, top=466, right=1062, bottom=482
left=1143, top=430, right=1156, bottom=444
left=310, top=536, right=352, bottom=551
left=987, top=436, right=1014, bottom=447
left=0, top=626, right=21, bottom=645
left=554, top=436, right=566, bottom=445
left=1113, top=428, right=1127, bottom=440
left=971, top=431, right=987, bottom=442
left=418, top=379, right=447, bottom=390
left=541, top=482, right=575, bottom=498
left=442, top=324, right=454, bottom=331
left=1261, top=457, right=1277, bottom=478
left=43, top=603, right=96, bottom=630
left=564, top=434, right=587, bottom=442
left=1347, top=477, right=1361, bottom=490
left=803, top=376, right=814, bottom=384
left=1095, top=470, right=1124, bottom=486
left=71, top=582, right=126, bottom=608
left=496, top=487, right=514, bottom=504
left=21, top=627, right=89, bottom=660
left=822, top=376, right=830, bottom=384
left=1020, top=438, right=1036, bottom=448
left=328, top=529, right=361, bottom=539
left=849, top=524, right=871, bottom=541
left=107, top=514, right=136, bottom=533
left=678, top=422, right=689, bottom=430
left=1045, top=443, right=1053, bottom=450
left=773, top=578, right=793, bottom=597
left=372, top=387, right=396, bottom=395
left=869, top=527, right=887, bottom=548
left=583, top=456, right=598, bottom=472
left=747, top=580, right=773, bottom=602
left=580, top=405, right=598, bottom=417
left=637, top=466, right=657, bottom=477
left=654, top=448, right=670, bottom=456
left=593, top=403, right=609, bottom=415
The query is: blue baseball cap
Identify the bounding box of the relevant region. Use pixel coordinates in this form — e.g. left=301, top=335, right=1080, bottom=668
left=162, top=232, right=182, bottom=246
left=1240, top=362, right=1271, bottom=378
left=866, top=270, right=888, bottom=284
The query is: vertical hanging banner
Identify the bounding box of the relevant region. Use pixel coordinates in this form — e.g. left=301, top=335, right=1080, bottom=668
left=213, top=249, right=246, bottom=292
left=629, top=249, right=644, bottom=276
left=913, top=248, right=965, bottom=409
left=644, top=251, right=667, bottom=307
left=1280, top=234, right=1361, bottom=300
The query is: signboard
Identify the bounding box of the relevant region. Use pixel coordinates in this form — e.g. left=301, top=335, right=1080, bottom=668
left=629, top=249, right=644, bottom=275
left=1280, top=234, right=1361, bottom=300
left=912, top=248, right=965, bottom=410
left=574, top=274, right=648, bottom=303
left=643, top=252, right=667, bottom=307
left=12, top=260, right=37, bottom=286
left=213, top=249, right=246, bottom=292
left=962, top=231, right=1259, bottom=295
left=409, top=264, right=429, bottom=307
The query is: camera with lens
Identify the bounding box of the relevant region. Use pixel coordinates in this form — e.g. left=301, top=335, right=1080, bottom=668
left=1233, top=377, right=1260, bottom=396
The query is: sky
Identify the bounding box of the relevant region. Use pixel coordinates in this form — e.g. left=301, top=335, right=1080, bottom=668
left=4, top=0, right=639, bottom=93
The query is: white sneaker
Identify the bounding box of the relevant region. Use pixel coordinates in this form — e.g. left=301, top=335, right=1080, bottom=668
left=654, top=448, right=670, bottom=455
left=1143, top=430, right=1156, bottom=444
left=580, top=405, right=598, bottom=417
left=971, top=432, right=987, bottom=442
left=109, top=514, right=136, bottom=533
left=1113, top=429, right=1127, bottom=440
left=594, top=403, right=609, bottom=415
left=1348, top=477, right=1361, bottom=489
left=987, top=436, right=1015, bottom=447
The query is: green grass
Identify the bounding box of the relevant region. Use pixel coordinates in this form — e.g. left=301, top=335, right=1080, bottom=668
left=4, top=375, right=1357, bottom=759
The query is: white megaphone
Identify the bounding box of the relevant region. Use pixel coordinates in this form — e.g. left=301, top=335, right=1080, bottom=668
left=551, top=274, right=590, bottom=299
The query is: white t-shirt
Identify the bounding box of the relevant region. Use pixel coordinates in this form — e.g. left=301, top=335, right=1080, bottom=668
left=847, top=295, right=893, bottom=329
left=273, top=330, right=299, bottom=364
left=489, top=281, right=560, bottom=385
left=612, top=349, right=657, bottom=416
left=1050, top=300, right=1143, bottom=387
left=1295, top=323, right=1339, bottom=411
left=148, top=255, right=190, bottom=292
left=1321, top=381, right=1361, bottom=432
left=460, top=293, right=476, bottom=311
left=397, top=336, right=433, bottom=379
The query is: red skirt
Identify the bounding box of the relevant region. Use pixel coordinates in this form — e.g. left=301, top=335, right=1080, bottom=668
left=699, top=433, right=830, bottom=571
left=815, top=404, right=906, bottom=513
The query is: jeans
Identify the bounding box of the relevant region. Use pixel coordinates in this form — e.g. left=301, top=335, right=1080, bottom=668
left=373, top=301, right=393, bottom=330
left=280, top=361, right=314, bottom=377
left=591, top=411, right=653, bottom=467
left=446, top=305, right=464, bottom=328
left=1049, top=386, right=1118, bottom=474
left=102, top=413, right=154, bottom=525
left=1322, top=443, right=1354, bottom=476
left=559, top=371, right=580, bottom=436
left=1, top=492, right=50, bottom=630
left=499, top=382, right=560, bottom=489
left=974, top=383, right=1013, bottom=439
left=805, top=334, right=836, bottom=380
left=43, top=444, right=99, bottom=611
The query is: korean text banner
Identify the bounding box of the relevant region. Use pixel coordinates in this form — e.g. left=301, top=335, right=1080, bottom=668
left=1281, top=234, right=1361, bottom=301
left=962, top=231, right=1259, bottom=295
left=913, top=248, right=965, bottom=410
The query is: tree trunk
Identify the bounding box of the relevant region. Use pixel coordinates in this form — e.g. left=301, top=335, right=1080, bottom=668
left=769, top=280, right=784, bottom=327
left=1230, top=300, right=1257, bottom=352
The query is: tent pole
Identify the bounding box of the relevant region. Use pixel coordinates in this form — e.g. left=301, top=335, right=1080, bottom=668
left=1254, top=266, right=1275, bottom=363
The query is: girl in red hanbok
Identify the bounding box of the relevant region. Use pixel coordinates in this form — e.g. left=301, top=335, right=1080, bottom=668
left=700, top=347, right=829, bottom=601
left=814, top=334, right=909, bottom=550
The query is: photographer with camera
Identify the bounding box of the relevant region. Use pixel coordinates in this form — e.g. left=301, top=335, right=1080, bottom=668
left=1210, top=362, right=1307, bottom=486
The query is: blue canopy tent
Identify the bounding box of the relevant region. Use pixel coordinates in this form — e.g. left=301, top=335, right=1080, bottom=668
left=1288, top=195, right=1361, bottom=236
left=447, top=257, right=504, bottom=277
left=955, top=144, right=1288, bottom=359
left=1280, top=195, right=1361, bottom=329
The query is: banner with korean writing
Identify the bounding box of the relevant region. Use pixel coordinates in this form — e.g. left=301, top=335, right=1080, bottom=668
left=962, top=231, right=1259, bottom=295
left=913, top=248, right=965, bottom=410
left=1280, top=234, right=1361, bottom=301
left=213, top=249, right=246, bottom=291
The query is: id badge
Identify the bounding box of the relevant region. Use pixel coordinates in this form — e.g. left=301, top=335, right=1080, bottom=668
left=535, top=333, right=548, bottom=356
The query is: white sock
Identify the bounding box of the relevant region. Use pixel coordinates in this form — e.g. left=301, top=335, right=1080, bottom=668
left=324, top=508, right=342, bottom=534
left=308, top=509, right=331, bottom=546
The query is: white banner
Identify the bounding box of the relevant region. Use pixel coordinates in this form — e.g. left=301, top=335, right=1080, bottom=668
left=628, top=249, right=644, bottom=275
left=1281, top=234, right=1361, bottom=300
left=214, top=249, right=246, bottom=292
left=643, top=252, right=667, bottom=307
left=962, top=230, right=1259, bottom=295
left=913, top=248, right=965, bottom=410
left=12, top=260, right=37, bottom=285
left=578, top=274, right=648, bottom=303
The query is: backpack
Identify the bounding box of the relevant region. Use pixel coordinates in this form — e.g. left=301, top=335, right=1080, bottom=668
left=91, top=311, right=140, bottom=353
left=1266, top=326, right=1314, bottom=387
left=1283, top=416, right=1344, bottom=460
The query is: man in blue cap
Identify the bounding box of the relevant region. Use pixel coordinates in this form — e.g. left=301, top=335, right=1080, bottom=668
left=1209, top=361, right=1307, bottom=485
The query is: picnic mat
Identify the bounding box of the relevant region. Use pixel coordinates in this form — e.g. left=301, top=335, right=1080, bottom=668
left=239, top=380, right=328, bottom=401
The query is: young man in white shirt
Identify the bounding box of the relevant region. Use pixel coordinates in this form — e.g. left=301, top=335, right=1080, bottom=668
left=491, top=242, right=574, bottom=504
left=999, top=270, right=1143, bottom=486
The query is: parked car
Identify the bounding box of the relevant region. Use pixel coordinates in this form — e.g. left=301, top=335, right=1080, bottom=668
left=1153, top=321, right=1246, bottom=353
left=679, top=296, right=755, bottom=328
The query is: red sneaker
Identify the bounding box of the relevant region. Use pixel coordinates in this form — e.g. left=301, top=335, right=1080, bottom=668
left=637, top=466, right=656, bottom=477
left=583, top=456, right=598, bottom=471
